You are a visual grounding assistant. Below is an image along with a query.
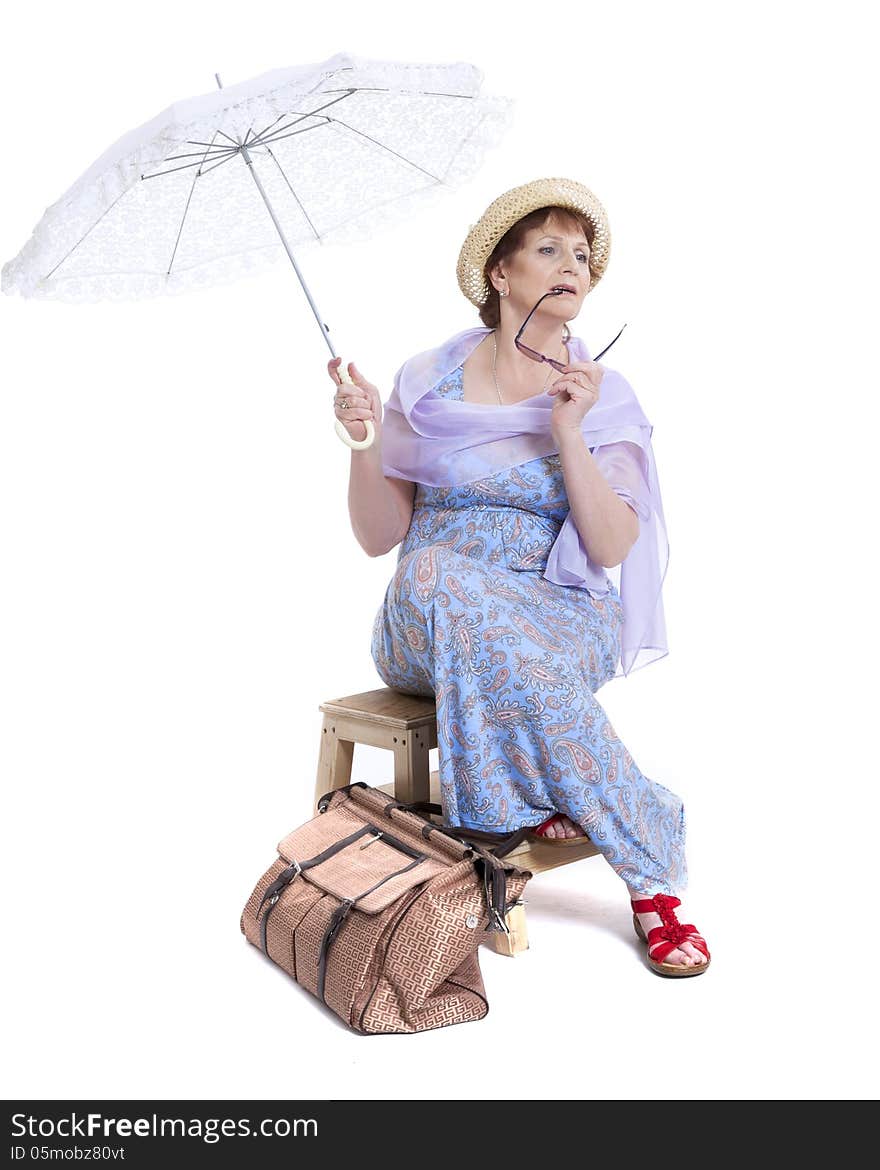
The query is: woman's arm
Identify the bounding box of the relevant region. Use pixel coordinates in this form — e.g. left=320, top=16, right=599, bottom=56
left=555, top=430, right=640, bottom=568
left=330, top=357, right=415, bottom=557
left=348, top=443, right=416, bottom=557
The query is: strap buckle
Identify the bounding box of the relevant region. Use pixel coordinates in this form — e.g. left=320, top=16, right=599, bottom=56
left=258, top=858, right=302, bottom=915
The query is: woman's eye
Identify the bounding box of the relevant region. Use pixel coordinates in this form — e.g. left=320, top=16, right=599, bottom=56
left=540, top=245, right=589, bottom=262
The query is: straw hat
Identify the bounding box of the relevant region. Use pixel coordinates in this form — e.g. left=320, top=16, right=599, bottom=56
left=456, top=177, right=611, bottom=307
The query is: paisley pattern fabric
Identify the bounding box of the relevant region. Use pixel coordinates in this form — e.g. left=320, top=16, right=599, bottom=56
left=370, top=365, right=686, bottom=895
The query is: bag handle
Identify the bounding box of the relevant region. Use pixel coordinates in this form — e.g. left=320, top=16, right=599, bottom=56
left=387, top=798, right=534, bottom=860
left=319, top=786, right=532, bottom=861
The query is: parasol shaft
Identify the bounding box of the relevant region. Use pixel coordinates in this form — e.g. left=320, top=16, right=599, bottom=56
left=211, top=73, right=373, bottom=449
left=215, top=73, right=337, bottom=360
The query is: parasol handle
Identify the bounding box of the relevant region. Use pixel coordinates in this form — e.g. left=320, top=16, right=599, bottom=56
left=333, top=359, right=376, bottom=450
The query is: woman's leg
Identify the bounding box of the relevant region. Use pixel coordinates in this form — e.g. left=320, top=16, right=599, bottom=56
left=530, top=676, right=688, bottom=895
left=550, top=585, right=689, bottom=894
left=374, top=546, right=705, bottom=965
left=384, top=548, right=685, bottom=885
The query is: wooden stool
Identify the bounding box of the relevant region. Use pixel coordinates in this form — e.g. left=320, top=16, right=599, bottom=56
left=314, top=687, right=437, bottom=808
left=314, top=686, right=600, bottom=957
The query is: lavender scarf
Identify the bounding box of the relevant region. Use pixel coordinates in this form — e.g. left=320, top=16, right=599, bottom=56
left=381, top=326, right=669, bottom=677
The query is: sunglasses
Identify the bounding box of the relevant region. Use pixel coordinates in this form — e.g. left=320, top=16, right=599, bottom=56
left=514, top=289, right=627, bottom=370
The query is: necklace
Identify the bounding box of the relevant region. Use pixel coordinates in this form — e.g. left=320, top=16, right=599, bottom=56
left=491, top=330, right=565, bottom=405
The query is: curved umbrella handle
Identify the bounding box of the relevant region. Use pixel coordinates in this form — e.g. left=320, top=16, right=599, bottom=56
left=333, top=358, right=375, bottom=450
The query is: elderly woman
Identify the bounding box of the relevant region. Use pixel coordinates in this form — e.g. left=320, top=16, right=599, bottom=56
left=329, top=178, right=710, bottom=977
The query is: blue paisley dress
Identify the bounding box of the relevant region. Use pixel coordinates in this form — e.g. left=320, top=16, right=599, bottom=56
left=370, top=365, right=686, bottom=895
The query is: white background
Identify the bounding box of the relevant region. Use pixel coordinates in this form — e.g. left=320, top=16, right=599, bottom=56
left=1, top=0, right=877, bottom=1101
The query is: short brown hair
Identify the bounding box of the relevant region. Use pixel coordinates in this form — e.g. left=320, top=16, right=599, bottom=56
left=478, top=206, right=598, bottom=329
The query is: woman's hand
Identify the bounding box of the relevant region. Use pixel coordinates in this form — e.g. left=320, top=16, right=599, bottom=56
left=548, top=360, right=604, bottom=437
left=329, top=357, right=383, bottom=446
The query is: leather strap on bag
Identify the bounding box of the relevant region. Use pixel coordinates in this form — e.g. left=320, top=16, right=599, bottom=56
left=387, top=799, right=535, bottom=859
left=258, top=822, right=379, bottom=955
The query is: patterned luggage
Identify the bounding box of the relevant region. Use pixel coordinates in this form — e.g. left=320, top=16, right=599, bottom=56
left=241, top=781, right=532, bottom=1034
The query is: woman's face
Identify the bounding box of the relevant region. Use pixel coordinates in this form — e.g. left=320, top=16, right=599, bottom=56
left=492, top=216, right=591, bottom=321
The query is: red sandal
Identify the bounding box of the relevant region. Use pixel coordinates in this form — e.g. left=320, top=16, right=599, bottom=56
left=630, top=893, right=711, bottom=977
left=527, top=812, right=590, bottom=847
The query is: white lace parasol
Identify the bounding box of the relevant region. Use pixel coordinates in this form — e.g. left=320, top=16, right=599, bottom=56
left=2, top=52, right=512, bottom=305
left=2, top=51, right=513, bottom=448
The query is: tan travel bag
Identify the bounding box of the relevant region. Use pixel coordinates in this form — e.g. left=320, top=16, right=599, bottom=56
left=241, top=781, right=532, bottom=1034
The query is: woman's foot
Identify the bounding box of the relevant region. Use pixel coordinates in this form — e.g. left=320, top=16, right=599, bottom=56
left=534, top=813, right=587, bottom=839
left=627, top=890, right=710, bottom=971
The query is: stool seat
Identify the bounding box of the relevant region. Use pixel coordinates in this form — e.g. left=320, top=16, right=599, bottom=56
left=314, top=686, right=599, bottom=957
left=318, top=687, right=437, bottom=732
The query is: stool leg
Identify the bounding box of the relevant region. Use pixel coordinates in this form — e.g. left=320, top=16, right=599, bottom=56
left=481, top=902, right=529, bottom=957
left=314, top=716, right=355, bottom=810
left=392, top=726, right=431, bottom=804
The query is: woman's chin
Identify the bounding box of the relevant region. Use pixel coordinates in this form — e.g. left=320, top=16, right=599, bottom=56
left=544, top=301, right=578, bottom=317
